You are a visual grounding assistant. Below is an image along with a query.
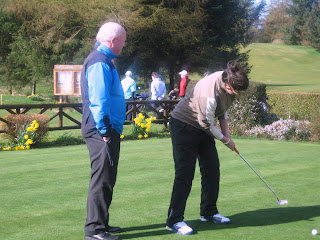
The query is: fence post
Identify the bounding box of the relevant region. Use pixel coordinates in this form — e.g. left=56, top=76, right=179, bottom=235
left=58, top=106, right=63, bottom=128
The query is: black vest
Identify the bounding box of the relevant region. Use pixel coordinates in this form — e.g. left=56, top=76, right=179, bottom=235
left=80, top=49, right=115, bottom=138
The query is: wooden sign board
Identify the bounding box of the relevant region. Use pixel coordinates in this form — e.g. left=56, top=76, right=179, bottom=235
left=53, top=65, right=83, bottom=95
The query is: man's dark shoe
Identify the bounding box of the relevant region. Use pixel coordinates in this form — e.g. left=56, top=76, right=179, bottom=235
left=85, top=232, right=121, bottom=240
left=107, top=225, right=122, bottom=233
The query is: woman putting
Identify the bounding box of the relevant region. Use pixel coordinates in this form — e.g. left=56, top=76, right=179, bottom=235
left=166, top=61, right=249, bottom=235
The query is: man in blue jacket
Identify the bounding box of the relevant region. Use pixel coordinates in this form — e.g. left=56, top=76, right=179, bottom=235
left=81, top=22, right=126, bottom=240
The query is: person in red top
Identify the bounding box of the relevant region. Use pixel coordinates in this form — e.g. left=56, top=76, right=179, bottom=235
left=178, top=70, right=189, bottom=98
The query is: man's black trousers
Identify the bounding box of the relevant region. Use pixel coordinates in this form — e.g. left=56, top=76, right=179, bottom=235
left=84, top=130, right=120, bottom=236
left=166, top=118, right=220, bottom=227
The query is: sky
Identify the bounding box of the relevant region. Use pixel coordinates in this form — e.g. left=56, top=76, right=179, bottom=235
left=255, top=0, right=271, bottom=5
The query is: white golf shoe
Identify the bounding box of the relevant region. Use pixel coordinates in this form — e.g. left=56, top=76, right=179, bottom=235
left=166, top=221, right=193, bottom=235
left=200, top=213, right=231, bottom=224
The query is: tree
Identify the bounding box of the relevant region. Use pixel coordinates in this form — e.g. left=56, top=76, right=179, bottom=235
left=283, top=0, right=317, bottom=45
left=257, top=0, right=292, bottom=43
left=115, top=0, right=206, bottom=90
left=0, top=0, right=264, bottom=93
left=118, top=0, right=264, bottom=89
left=305, top=1, right=320, bottom=50
left=0, top=0, right=115, bottom=94
left=201, top=0, right=264, bottom=70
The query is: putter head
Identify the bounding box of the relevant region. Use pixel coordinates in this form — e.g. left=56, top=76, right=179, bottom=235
left=277, top=200, right=288, bottom=205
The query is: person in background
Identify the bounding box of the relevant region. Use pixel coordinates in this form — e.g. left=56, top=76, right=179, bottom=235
left=167, top=87, right=180, bottom=100
left=166, top=61, right=249, bottom=235
left=121, top=70, right=136, bottom=120
left=81, top=21, right=126, bottom=240
left=204, top=71, right=211, bottom=77
left=178, top=70, right=189, bottom=98
left=150, top=72, right=166, bottom=118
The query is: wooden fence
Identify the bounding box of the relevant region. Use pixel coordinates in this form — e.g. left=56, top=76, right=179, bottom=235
left=0, top=100, right=179, bottom=133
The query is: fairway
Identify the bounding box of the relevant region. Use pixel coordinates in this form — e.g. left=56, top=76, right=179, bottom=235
left=0, top=138, right=319, bottom=240
left=244, top=43, right=320, bottom=93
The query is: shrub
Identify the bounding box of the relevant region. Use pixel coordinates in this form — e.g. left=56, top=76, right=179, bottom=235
left=228, top=81, right=279, bottom=135
left=1, top=114, right=49, bottom=147
left=245, top=119, right=312, bottom=141
left=27, top=94, right=43, bottom=101
left=131, top=113, right=156, bottom=139
left=53, top=132, right=84, bottom=146
left=268, top=92, right=320, bottom=120
left=310, top=114, right=320, bottom=142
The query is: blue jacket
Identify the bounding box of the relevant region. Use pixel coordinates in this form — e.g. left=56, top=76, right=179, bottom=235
left=81, top=43, right=125, bottom=137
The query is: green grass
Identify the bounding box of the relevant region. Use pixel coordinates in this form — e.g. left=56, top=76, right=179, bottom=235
left=0, top=137, right=319, bottom=240
left=243, top=43, right=320, bottom=93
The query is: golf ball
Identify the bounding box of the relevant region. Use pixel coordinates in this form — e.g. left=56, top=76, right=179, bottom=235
left=312, top=229, right=318, bottom=236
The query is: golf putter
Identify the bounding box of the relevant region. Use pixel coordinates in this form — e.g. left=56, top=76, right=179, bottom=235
left=234, top=147, right=288, bottom=205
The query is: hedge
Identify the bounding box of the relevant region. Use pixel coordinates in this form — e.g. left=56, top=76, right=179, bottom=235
left=267, top=92, right=320, bottom=121
left=186, top=78, right=320, bottom=122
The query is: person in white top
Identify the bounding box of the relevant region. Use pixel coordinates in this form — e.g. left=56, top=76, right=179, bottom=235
left=150, top=72, right=166, bottom=118
left=121, top=71, right=136, bottom=120
left=150, top=72, right=166, bottom=100
left=121, top=71, right=136, bottom=100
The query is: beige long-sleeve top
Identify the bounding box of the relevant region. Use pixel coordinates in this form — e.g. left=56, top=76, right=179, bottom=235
left=171, top=71, right=235, bottom=140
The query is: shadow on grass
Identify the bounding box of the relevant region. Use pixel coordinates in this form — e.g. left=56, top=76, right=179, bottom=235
left=118, top=205, right=320, bottom=239
left=266, top=84, right=306, bottom=87
left=119, top=223, right=171, bottom=239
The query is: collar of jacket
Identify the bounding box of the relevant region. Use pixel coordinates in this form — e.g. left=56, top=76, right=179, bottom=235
left=96, top=42, right=118, bottom=60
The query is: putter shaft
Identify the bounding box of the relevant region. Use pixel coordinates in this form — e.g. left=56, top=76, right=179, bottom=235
left=234, top=148, right=280, bottom=201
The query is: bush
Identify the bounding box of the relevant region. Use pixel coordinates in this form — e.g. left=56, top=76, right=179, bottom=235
left=245, top=119, right=312, bottom=141
left=268, top=92, right=320, bottom=121
left=310, top=115, right=320, bottom=142
left=228, top=81, right=279, bottom=135
left=130, top=113, right=156, bottom=139
left=53, top=132, right=84, bottom=146
left=27, top=94, right=44, bottom=101
left=1, top=114, right=49, bottom=147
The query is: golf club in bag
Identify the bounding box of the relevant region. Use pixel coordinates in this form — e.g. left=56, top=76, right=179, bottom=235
left=234, top=147, right=288, bottom=205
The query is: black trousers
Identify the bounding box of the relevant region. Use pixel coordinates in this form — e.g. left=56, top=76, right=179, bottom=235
left=84, top=130, right=120, bottom=236
left=166, top=118, right=220, bottom=227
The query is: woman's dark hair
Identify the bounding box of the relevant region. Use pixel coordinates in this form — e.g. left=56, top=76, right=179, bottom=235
left=222, top=61, right=249, bottom=93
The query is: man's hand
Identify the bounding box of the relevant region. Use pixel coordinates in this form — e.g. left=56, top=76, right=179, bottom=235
left=103, top=136, right=110, bottom=142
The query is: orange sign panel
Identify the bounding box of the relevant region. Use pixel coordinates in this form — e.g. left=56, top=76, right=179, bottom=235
left=54, top=65, right=83, bottom=95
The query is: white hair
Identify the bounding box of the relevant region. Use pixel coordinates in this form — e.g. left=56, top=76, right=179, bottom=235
left=96, top=22, right=125, bottom=43
left=125, top=71, right=132, bottom=77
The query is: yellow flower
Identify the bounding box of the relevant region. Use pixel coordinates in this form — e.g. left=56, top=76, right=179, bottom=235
left=144, top=134, right=148, bottom=138
left=146, top=128, right=150, bottom=132
left=32, top=120, right=37, bottom=124
left=31, top=123, right=35, bottom=128
left=138, top=135, right=143, bottom=139
left=134, top=118, right=141, bottom=124
left=137, top=123, right=141, bottom=126
left=141, top=123, right=145, bottom=128
left=25, top=145, right=30, bottom=149
left=24, top=135, right=29, bottom=139
left=33, top=128, right=37, bottom=131
left=20, top=146, right=25, bottom=150
left=35, top=123, right=39, bottom=128
left=27, top=127, right=33, bottom=132
left=120, top=134, right=124, bottom=139
left=26, top=139, right=33, bottom=145
left=7, top=146, right=11, bottom=150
